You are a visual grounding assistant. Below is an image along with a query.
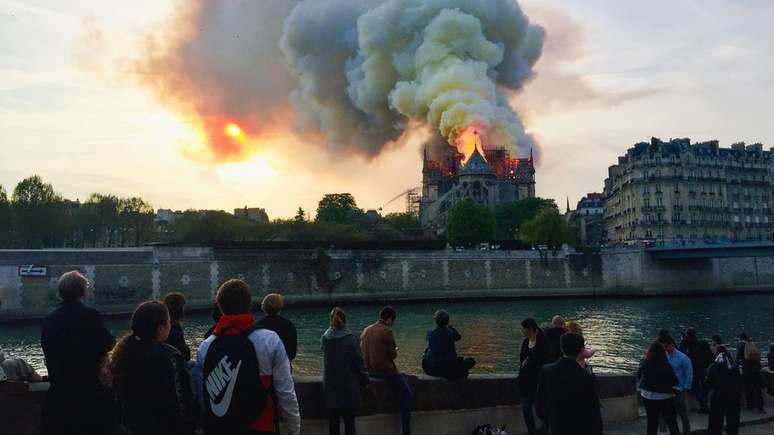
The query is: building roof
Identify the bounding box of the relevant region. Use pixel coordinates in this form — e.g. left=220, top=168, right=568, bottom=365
left=460, top=147, right=495, bottom=177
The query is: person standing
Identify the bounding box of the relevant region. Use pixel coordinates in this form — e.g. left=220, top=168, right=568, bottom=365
left=518, top=318, right=549, bottom=435
left=565, top=320, right=596, bottom=369
left=256, top=293, right=298, bottom=365
left=704, top=346, right=742, bottom=435
left=422, top=310, right=476, bottom=380
left=736, top=333, right=764, bottom=413
left=543, top=315, right=566, bottom=363
left=107, top=301, right=198, bottom=435
left=536, top=333, right=603, bottom=435
left=361, top=306, right=413, bottom=435
left=638, top=342, right=680, bottom=435
left=321, top=307, right=369, bottom=435
left=710, top=335, right=724, bottom=356
left=658, top=335, right=693, bottom=435
left=41, top=271, right=115, bottom=435
left=196, top=279, right=300, bottom=435
left=679, top=328, right=713, bottom=413
left=163, top=292, right=191, bottom=361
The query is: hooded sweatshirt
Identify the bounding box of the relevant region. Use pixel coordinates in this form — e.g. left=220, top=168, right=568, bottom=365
left=195, top=314, right=301, bottom=435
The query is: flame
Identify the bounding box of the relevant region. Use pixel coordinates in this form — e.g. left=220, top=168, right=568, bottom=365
left=454, top=125, right=487, bottom=160
left=225, top=123, right=243, bottom=138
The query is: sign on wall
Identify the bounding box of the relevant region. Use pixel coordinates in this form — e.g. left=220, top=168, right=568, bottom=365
left=18, top=265, right=48, bottom=277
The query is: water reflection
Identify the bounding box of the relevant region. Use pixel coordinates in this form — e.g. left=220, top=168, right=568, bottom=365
left=1, top=294, right=772, bottom=376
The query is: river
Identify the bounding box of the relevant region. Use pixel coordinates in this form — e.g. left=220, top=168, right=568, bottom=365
left=1, top=294, right=772, bottom=376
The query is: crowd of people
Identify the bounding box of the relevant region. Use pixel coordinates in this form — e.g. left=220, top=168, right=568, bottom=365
left=0, top=270, right=771, bottom=435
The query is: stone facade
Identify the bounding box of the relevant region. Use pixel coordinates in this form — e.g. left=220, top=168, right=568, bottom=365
left=604, top=137, right=774, bottom=245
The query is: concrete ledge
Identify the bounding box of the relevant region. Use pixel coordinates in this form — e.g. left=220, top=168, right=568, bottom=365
left=0, top=374, right=637, bottom=435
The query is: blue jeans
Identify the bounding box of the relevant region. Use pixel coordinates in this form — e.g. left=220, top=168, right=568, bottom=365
left=372, top=374, right=414, bottom=435
left=522, top=393, right=537, bottom=435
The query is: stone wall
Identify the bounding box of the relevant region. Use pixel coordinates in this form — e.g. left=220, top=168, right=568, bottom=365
left=0, top=374, right=638, bottom=435
left=0, top=247, right=596, bottom=321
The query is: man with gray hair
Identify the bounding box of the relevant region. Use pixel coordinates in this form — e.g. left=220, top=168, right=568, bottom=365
left=544, top=315, right=567, bottom=363
left=41, top=270, right=115, bottom=435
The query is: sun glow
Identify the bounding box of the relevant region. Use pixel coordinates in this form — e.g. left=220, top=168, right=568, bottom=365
left=225, top=122, right=243, bottom=138
left=216, top=154, right=276, bottom=182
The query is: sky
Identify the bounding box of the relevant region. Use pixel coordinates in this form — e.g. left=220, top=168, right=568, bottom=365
left=1, top=0, right=773, bottom=218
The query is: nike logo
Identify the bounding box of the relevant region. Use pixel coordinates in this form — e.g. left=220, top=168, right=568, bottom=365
left=206, top=356, right=242, bottom=417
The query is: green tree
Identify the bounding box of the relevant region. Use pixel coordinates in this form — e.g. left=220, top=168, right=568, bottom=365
left=0, top=185, right=10, bottom=247
left=119, top=197, right=155, bottom=246
left=383, top=212, right=420, bottom=236
left=445, top=198, right=495, bottom=247
left=494, top=197, right=558, bottom=239
left=519, top=208, right=574, bottom=249
left=315, top=193, right=364, bottom=225
left=11, top=175, right=66, bottom=247
left=82, top=193, right=121, bottom=247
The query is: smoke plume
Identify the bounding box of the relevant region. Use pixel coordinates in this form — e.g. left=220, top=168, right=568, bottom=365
left=134, top=0, right=544, bottom=161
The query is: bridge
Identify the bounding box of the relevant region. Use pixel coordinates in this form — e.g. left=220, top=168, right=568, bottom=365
left=645, top=242, right=774, bottom=260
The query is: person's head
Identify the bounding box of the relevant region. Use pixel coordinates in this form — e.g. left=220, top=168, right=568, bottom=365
left=565, top=320, right=583, bottom=335
left=711, top=335, right=722, bottom=346
left=657, top=334, right=677, bottom=353
left=0, top=349, right=5, bottom=364
left=657, top=329, right=670, bottom=339
left=434, top=309, right=450, bottom=327
left=216, top=279, right=253, bottom=315
left=645, top=341, right=667, bottom=362
left=521, top=318, right=539, bottom=339
left=739, top=333, right=750, bottom=342
left=330, top=307, right=346, bottom=329
left=261, top=293, right=284, bottom=316
left=684, top=327, right=696, bottom=340
left=57, top=271, right=89, bottom=303
left=551, top=315, right=566, bottom=328
left=560, top=332, right=585, bottom=360
left=163, top=292, right=186, bottom=324
left=379, top=306, right=397, bottom=326
left=109, top=301, right=171, bottom=392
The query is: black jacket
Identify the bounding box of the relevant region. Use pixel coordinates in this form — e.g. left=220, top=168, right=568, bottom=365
left=424, top=326, right=461, bottom=365
left=321, top=328, right=369, bottom=409
left=117, top=342, right=198, bottom=435
left=680, top=337, right=714, bottom=373
left=256, top=314, right=298, bottom=361
left=637, top=357, right=678, bottom=394
left=41, top=301, right=115, bottom=427
left=536, top=358, right=603, bottom=435
left=703, top=359, right=742, bottom=402
left=165, top=321, right=191, bottom=361
left=543, top=327, right=565, bottom=363
left=518, top=336, right=549, bottom=398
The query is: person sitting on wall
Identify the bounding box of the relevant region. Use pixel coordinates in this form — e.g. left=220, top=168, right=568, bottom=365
left=41, top=270, right=116, bottom=435
left=0, top=348, right=43, bottom=382
left=256, top=293, right=298, bottom=366
left=163, top=292, right=191, bottom=361
left=422, top=309, right=476, bottom=380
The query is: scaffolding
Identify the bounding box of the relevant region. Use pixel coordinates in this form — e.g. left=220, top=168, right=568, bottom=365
left=405, top=188, right=420, bottom=216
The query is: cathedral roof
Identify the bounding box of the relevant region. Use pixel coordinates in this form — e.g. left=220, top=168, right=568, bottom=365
left=460, top=147, right=495, bottom=177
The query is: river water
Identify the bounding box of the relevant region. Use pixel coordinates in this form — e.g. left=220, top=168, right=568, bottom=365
left=1, top=294, right=772, bottom=376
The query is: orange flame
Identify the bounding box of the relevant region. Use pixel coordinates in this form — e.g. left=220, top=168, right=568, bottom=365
left=454, top=124, right=488, bottom=160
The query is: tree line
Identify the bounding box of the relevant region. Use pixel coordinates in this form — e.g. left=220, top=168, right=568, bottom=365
left=0, top=177, right=572, bottom=248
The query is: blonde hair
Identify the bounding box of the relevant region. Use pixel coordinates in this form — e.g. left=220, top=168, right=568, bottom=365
left=330, top=307, right=346, bottom=329
left=566, top=320, right=583, bottom=335
left=261, top=293, right=284, bottom=315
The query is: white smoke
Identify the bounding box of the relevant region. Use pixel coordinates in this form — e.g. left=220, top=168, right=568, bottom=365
left=282, top=0, right=544, bottom=157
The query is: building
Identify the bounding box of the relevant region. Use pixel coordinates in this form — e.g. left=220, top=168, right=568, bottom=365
left=604, top=137, right=774, bottom=245
left=566, top=193, right=605, bottom=246
left=419, top=141, right=536, bottom=231
left=234, top=207, right=269, bottom=223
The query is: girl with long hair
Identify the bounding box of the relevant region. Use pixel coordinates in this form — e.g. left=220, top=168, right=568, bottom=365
left=518, top=318, right=548, bottom=435
left=321, top=307, right=369, bottom=435
left=637, top=341, right=680, bottom=435
left=108, top=301, right=197, bottom=435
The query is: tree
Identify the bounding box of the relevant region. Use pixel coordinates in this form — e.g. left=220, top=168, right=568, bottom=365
left=315, top=193, right=364, bottom=225
left=0, top=185, right=10, bottom=247
left=445, top=198, right=495, bottom=247
left=494, top=197, right=558, bottom=239
left=294, top=207, right=307, bottom=223
left=12, top=175, right=65, bottom=247
left=119, top=197, right=155, bottom=246
left=82, top=193, right=121, bottom=247
left=519, top=208, right=574, bottom=249
left=383, top=212, right=420, bottom=237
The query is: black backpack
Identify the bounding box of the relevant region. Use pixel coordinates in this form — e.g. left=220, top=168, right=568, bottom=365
left=202, top=325, right=267, bottom=434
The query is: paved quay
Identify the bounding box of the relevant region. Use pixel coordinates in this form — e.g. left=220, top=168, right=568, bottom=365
left=606, top=406, right=772, bottom=434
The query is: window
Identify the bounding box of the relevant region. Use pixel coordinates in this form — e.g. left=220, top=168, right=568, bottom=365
left=656, top=197, right=663, bottom=207
left=734, top=215, right=740, bottom=223
left=746, top=216, right=751, bottom=223
left=644, top=198, right=651, bottom=207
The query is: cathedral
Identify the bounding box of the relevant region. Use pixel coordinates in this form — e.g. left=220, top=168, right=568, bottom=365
left=419, top=142, right=536, bottom=232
